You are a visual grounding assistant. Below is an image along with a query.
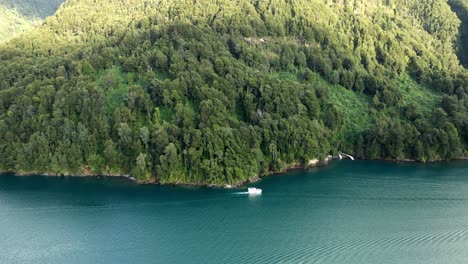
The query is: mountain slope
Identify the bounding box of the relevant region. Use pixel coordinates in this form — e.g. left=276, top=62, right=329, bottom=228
left=0, top=5, right=38, bottom=41
left=448, top=0, right=468, bottom=67
left=0, top=0, right=64, bottom=18
left=0, top=0, right=63, bottom=42
left=0, top=0, right=466, bottom=184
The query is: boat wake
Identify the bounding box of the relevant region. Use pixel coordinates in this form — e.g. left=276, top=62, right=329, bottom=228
left=232, top=192, right=249, bottom=195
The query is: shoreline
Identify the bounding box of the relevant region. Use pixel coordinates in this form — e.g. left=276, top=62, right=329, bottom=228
left=0, top=158, right=332, bottom=189
left=1, top=156, right=467, bottom=188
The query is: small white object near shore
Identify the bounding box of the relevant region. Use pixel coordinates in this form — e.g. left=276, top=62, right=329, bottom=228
left=248, top=187, right=262, bottom=195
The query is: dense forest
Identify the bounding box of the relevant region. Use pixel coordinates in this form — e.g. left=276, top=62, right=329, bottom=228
left=0, top=0, right=63, bottom=42
left=0, top=0, right=467, bottom=185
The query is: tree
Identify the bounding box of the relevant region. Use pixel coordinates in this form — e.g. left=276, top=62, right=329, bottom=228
left=157, top=143, right=182, bottom=182
left=133, top=153, right=151, bottom=180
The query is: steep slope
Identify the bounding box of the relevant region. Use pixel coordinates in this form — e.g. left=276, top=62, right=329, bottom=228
left=0, top=0, right=466, bottom=184
left=448, top=0, right=468, bottom=67
left=0, top=0, right=63, bottom=42
left=0, top=5, right=38, bottom=41
left=0, top=0, right=64, bottom=18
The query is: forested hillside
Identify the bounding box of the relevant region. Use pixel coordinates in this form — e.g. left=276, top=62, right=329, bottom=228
left=0, top=0, right=63, bottom=42
left=448, top=0, right=468, bottom=67
left=0, top=0, right=467, bottom=185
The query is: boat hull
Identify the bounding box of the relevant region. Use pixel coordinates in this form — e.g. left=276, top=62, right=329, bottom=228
left=248, top=188, right=262, bottom=195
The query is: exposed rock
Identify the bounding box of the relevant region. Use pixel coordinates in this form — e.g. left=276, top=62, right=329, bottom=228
left=308, top=159, right=320, bottom=167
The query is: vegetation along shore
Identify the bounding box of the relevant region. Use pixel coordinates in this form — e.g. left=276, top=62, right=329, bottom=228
left=0, top=0, right=467, bottom=186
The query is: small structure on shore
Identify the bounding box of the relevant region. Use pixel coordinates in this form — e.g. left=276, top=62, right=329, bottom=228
left=338, top=153, right=355, bottom=160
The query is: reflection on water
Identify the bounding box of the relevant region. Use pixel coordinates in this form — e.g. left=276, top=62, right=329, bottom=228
left=0, top=160, right=468, bottom=264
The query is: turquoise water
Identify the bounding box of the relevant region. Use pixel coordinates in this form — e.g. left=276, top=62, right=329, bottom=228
left=1, top=160, right=468, bottom=264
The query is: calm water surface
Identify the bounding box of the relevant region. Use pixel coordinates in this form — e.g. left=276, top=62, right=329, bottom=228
left=1, top=160, right=468, bottom=264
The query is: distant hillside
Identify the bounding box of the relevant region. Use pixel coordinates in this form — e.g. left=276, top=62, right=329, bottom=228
left=0, top=5, right=38, bottom=41
left=0, top=0, right=466, bottom=185
left=448, top=0, right=468, bottom=67
left=0, top=0, right=63, bottom=42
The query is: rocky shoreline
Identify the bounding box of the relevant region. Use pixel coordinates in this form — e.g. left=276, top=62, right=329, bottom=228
left=141, top=158, right=332, bottom=189
left=2, top=155, right=467, bottom=188
left=0, top=157, right=332, bottom=189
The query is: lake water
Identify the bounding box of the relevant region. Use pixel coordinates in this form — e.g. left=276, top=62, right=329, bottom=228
left=1, top=160, right=468, bottom=264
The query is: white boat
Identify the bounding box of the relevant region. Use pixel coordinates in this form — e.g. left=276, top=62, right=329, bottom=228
left=248, top=187, right=262, bottom=195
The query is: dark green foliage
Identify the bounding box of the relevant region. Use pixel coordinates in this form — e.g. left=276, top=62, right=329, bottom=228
left=0, top=0, right=466, bottom=184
